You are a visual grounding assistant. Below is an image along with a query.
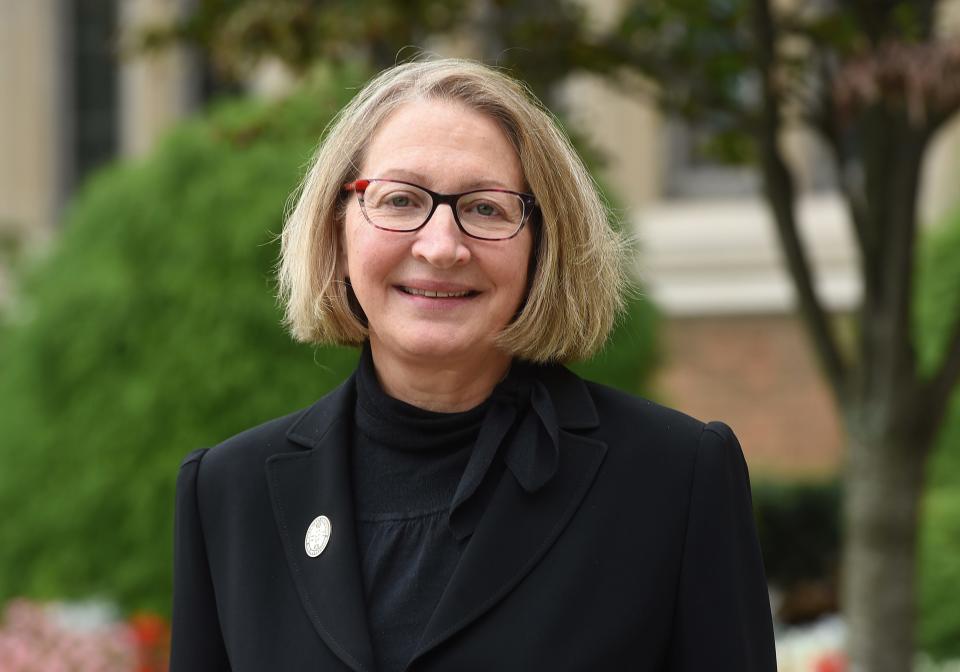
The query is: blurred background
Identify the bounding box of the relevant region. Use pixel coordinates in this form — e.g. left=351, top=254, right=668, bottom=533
left=0, top=1, right=959, bottom=670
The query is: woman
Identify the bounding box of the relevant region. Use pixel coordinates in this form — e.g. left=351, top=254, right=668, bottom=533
left=171, top=58, right=777, bottom=671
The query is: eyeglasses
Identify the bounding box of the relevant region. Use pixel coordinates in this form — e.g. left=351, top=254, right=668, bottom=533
left=342, top=178, right=537, bottom=241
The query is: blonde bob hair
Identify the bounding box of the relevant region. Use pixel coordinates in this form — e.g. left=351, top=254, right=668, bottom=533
left=278, top=57, right=629, bottom=363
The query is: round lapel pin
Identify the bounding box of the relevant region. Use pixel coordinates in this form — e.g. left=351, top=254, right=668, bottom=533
left=305, top=515, right=332, bottom=558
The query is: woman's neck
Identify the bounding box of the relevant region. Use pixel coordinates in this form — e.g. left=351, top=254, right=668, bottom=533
left=367, top=340, right=510, bottom=413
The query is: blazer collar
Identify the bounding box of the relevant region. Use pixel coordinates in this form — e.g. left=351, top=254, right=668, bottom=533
left=267, top=363, right=606, bottom=672
left=266, top=375, right=375, bottom=672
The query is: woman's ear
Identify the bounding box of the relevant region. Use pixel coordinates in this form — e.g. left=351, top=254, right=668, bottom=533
left=335, top=207, right=350, bottom=278
left=525, top=212, right=541, bottom=295
left=339, top=244, right=349, bottom=280
left=336, top=214, right=366, bottom=325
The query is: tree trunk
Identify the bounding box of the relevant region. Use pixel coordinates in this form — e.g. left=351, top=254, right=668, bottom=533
left=842, top=422, right=930, bottom=672
left=832, top=106, right=932, bottom=671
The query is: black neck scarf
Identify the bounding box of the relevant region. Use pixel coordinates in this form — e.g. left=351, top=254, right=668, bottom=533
left=357, top=342, right=561, bottom=541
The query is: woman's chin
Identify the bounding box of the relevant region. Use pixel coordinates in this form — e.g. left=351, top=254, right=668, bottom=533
left=372, top=332, right=497, bottom=368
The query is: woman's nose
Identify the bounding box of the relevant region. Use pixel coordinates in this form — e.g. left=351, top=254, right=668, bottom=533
left=410, top=204, right=471, bottom=268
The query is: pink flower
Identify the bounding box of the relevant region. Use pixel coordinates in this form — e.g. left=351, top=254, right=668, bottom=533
left=814, top=652, right=847, bottom=672
left=0, top=598, right=140, bottom=672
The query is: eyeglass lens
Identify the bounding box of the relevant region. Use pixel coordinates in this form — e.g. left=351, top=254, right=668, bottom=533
left=360, top=181, right=525, bottom=239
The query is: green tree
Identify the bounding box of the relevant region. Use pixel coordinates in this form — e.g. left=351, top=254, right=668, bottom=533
left=599, top=2, right=960, bottom=670
left=138, top=0, right=467, bottom=77
left=136, top=0, right=606, bottom=108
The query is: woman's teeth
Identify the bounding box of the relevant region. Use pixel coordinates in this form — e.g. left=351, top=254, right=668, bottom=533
left=400, top=286, right=472, bottom=298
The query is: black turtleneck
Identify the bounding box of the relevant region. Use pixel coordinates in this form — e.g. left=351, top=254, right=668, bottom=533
left=350, top=343, right=562, bottom=672
left=351, top=345, right=489, bottom=672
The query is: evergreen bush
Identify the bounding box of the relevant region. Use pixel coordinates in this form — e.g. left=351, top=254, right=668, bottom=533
left=0, top=67, right=658, bottom=616
left=752, top=479, right=841, bottom=591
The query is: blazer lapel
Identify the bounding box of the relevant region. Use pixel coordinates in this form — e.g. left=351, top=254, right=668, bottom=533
left=265, top=374, right=376, bottom=672
left=410, top=365, right=608, bottom=667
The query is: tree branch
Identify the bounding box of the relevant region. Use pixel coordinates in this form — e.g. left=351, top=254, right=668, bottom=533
left=884, top=122, right=927, bottom=405
left=805, top=90, right=872, bottom=262
left=751, top=0, right=850, bottom=399
left=916, top=0, right=938, bottom=41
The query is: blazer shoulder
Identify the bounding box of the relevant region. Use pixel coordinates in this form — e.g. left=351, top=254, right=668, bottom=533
left=576, top=377, right=751, bottom=482
left=215, top=406, right=308, bottom=454
left=180, top=446, right=211, bottom=470
left=582, top=378, right=707, bottom=444
left=174, top=408, right=307, bottom=497
left=195, top=373, right=356, bottom=479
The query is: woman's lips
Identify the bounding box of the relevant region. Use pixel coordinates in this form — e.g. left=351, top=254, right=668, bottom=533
left=398, top=286, right=476, bottom=298
left=393, top=285, right=480, bottom=305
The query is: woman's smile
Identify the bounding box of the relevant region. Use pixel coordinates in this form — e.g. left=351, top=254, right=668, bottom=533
left=395, top=280, right=480, bottom=299
left=393, top=285, right=480, bottom=312
left=397, top=287, right=476, bottom=298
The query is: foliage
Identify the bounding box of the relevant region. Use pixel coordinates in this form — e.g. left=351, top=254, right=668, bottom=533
left=919, top=486, right=960, bottom=660
left=0, top=67, right=658, bottom=616
left=137, top=0, right=601, bottom=105
left=604, top=1, right=960, bottom=132
left=917, top=207, right=960, bottom=660
left=570, top=296, right=657, bottom=396
left=916, top=208, right=960, bottom=388
left=752, top=479, right=841, bottom=590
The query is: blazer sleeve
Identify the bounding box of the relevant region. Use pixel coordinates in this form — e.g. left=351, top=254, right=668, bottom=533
left=666, top=421, right=778, bottom=671
left=170, top=448, right=232, bottom=672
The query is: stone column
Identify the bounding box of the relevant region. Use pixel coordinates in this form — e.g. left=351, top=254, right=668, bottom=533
left=0, top=0, right=70, bottom=243
left=118, top=0, right=200, bottom=158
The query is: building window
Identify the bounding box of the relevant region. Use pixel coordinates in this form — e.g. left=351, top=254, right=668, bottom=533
left=663, top=119, right=761, bottom=199
left=72, top=0, right=119, bottom=187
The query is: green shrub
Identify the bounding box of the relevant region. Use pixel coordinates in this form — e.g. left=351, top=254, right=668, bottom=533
left=919, top=486, right=960, bottom=659
left=916, top=206, right=960, bottom=660
left=0, top=67, right=658, bottom=616
left=751, top=479, right=841, bottom=589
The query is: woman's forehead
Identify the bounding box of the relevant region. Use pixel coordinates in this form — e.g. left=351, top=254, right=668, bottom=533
left=360, top=99, right=524, bottom=191
left=371, top=167, right=516, bottom=193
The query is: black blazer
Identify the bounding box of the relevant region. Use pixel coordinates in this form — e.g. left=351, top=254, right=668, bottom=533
left=170, top=363, right=777, bottom=671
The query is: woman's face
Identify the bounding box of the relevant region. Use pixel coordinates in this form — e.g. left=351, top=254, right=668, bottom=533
left=342, top=99, right=533, bottom=367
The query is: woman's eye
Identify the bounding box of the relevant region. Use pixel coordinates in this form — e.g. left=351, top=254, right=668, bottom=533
left=474, top=202, right=500, bottom=217
left=388, top=195, right=413, bottom=207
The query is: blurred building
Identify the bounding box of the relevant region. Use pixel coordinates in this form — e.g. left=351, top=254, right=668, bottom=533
left=0, top=0, right=207, bottom=305
left=2, top=0, right=959, bottom=478
left=0, top=0, right=200, bottom=243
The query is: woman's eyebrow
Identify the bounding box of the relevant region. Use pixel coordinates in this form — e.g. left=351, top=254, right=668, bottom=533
left=376, top=167, right=515, bottom=191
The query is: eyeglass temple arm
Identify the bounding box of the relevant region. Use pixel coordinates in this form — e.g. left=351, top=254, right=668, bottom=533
left=342, top=179, right=369, bottom=192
